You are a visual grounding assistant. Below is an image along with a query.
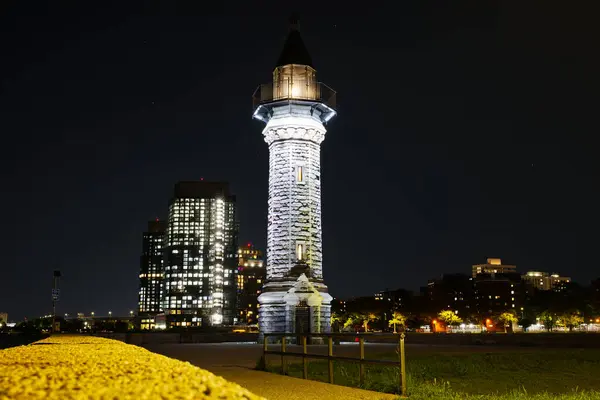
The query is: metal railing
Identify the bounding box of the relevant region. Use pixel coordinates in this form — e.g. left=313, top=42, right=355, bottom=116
left=252, top=82, right=337, bottom=111
left=261, top=332, right=407, bottom=397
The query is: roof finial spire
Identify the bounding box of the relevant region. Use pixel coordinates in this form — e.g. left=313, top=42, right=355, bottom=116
left=289, top=13, right=300, bottom=31
left=276, top=14, right=313, bottom=67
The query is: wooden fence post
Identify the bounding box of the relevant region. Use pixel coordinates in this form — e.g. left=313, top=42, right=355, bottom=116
left=328, top=336, right=334, bottom=384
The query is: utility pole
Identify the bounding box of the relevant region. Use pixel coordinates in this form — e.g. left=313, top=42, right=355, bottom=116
left=52, top=270, right=61, bottom=332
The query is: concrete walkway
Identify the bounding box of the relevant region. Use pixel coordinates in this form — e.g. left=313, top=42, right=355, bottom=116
left=145, top=343, right=399, bottom=400
left=211, top=366, right=398, bottom=400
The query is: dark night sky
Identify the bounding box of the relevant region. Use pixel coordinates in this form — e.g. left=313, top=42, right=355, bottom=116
left=1, top=2, right=598, bottom=320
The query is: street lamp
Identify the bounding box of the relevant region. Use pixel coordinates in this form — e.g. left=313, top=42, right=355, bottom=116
left=129, top=310, right=134, bottom=316
left=91, top=312, right=95, bottom=317
left=108, top=311, right=112, bottom=318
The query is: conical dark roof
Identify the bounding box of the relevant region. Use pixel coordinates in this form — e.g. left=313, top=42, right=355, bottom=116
left=276, top=15, right=313, bottom=68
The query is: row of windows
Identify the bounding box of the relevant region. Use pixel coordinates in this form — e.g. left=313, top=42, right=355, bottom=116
left=165, top=273, right=215, bottom=278
left=166, top=280, right=232, bottom=286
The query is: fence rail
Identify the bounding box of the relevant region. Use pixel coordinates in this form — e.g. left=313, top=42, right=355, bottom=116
left=261, top=332, right=407, bottom=397
left=252, top=82, right=337, bottom=110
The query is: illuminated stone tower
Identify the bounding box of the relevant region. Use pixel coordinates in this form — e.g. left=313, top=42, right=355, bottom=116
left=252, top=16, right=337, bottom=336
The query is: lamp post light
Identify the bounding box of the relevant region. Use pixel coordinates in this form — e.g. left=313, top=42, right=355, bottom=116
left=129, top=310, right=134, bottom=316
left=51, top=270, right=61, bottom=333
left=91, top=312, right=95, bottom=317
left=108, top=311, right=112, bottom=318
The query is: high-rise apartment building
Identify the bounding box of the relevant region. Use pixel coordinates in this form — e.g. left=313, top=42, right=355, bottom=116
left=138, top=219, right=166, bottom=329
left=472, top=258, right=517, bottom=278
left=163, top=182, right=237, bottom=328
left=474, top=272, right=522, bottom=314
left=522, top=271, right=571, bottom=292
left=236, top=243, right=265, bottom=325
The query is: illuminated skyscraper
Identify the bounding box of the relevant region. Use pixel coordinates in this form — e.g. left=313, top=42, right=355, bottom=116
left=236, top=243, right=265, bottom=325
left=137, top=219, right=166, bottom=329
left=163, top=181, right=237, bottom=327
left=252, top=17, right=336, bottom=336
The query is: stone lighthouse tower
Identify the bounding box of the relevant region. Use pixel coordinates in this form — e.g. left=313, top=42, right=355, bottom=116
left=252, top=16, right=337, bottom=337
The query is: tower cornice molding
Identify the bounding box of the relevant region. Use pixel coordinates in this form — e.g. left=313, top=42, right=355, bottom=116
left=263, top=116, right=326, bottom=145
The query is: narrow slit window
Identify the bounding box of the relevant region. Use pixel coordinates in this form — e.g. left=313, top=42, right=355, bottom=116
left=297, top=166, right=303, bottom=183
left=296, top=243, right=304, bottom=261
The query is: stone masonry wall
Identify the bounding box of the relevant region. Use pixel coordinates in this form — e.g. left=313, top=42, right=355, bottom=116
left=263, top=114, right=326, bottom=281
left=258, top=107, right=332, bottom=337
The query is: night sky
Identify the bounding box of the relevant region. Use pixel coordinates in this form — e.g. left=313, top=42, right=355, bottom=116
left=1, top=2, right=598, bottom=320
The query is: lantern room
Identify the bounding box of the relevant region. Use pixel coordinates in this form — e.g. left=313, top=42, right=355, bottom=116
left=252, top=15, right=337, bottom=124
left=272, top=64, right=317, bottom=101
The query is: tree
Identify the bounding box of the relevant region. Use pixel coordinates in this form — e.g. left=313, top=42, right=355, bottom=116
left=349, top=312, right=378, bottom=332
left=498, top=312, right=518, bottom=333
left=438, top=310, right=463, bottom=327
left=518, top=317, right=533, bottom=332
left=388, top=312, right=406, bottom=333
left=559, top=310, right=584, bottom=332
left=330, top=312, right=345, bottom=333
left=538, top=310, right=557, bottom=332
left=406, top=314, right=431, bottom=331
left=343, top=315, right=355, bottom=331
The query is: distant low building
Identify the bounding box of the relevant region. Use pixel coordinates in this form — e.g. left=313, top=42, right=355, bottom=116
left=472, top=258, right=517, bottom=278
left=330, top=298, right=346, bottom=315
left=522, top=271, right=571, bottom=292
left=236, top=243, right=265, bottom=325
left=375, top=288, right=414, bottom=312
left=345, top=295, right=394, bottom=327
left=421, top=274, right=474, bottom=316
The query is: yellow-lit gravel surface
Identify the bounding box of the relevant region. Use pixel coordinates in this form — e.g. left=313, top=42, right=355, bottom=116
left=0, top=335, right=265, bottom=400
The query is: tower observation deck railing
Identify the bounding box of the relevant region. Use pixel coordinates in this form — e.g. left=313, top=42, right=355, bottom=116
left=252, top=81, right=337, bottom=112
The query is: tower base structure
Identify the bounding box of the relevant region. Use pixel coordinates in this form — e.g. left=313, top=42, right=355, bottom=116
left=258, top=273, right=332, bottom=342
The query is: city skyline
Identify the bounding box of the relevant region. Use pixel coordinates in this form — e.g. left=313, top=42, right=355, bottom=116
left=2, top=3, right=597, bottom=320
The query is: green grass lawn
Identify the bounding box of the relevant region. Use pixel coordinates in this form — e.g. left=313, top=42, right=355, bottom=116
left=262, top=347, right=600, bottom=399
